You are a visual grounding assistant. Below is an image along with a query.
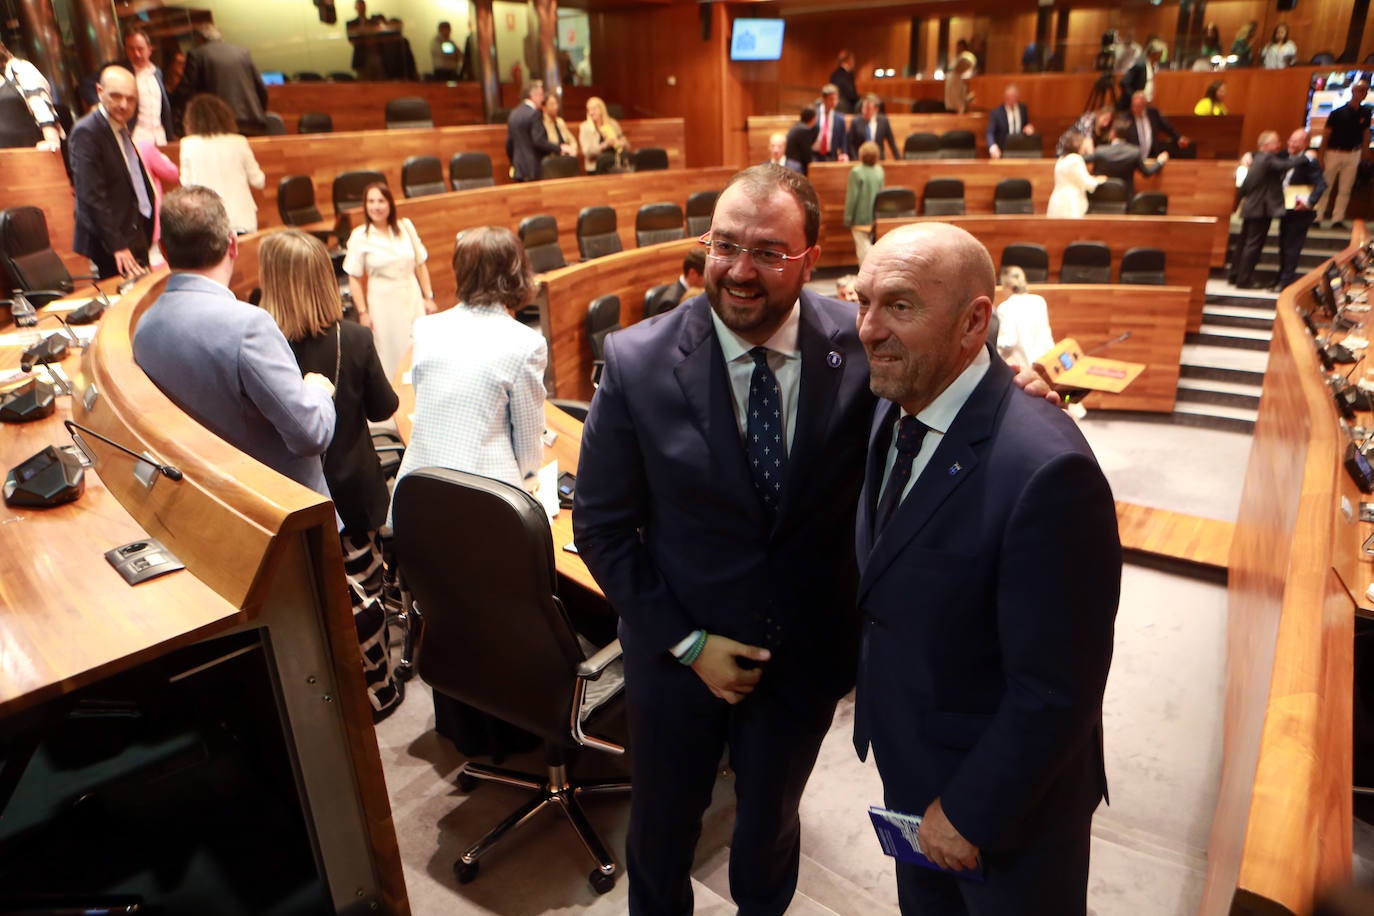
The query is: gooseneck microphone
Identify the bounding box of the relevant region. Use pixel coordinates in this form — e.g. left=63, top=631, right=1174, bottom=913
left=1084, top=330, right=1132, bottom=355
left=63, top=419, right=184, bottom=482
left=19, top=334, right=67, bottom=372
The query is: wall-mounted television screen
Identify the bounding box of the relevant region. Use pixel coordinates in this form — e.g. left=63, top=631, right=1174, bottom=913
left=731, top=18, right=785, bottom=62
left=1305, top=70, right=1373, bottom=149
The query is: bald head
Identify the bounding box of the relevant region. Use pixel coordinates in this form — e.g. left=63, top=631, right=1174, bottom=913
left=97, top=65, right=137, bottom=127
left=1287, top=128, right=1310, bottom=155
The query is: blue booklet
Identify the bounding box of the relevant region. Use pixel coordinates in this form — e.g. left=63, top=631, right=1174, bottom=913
left=868, top=806, right=985, bottom=882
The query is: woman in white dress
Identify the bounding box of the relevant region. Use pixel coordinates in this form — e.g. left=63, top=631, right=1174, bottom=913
left=179, top=94, right=265, bottom=233
left=343, top=183, right=436, bottom=379
left=1047, top=129, right=1107, bottom=218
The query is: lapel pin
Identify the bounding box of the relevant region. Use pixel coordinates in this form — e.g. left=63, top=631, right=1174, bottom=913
left=948, top=462, right=962, bottom=476
left=826, top=350, right=843, bottom=369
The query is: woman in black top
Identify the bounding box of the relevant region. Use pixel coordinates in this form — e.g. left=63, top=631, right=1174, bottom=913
left=259, top=228, right=402, bottom=721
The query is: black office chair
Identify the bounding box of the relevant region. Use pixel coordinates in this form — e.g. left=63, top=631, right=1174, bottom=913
left=1310, top=51, right=1337, bottom=65
left=903, top=132, right=941, bottom=160
left=1119, top=247, right=1167, bottom=285
left=450, top=151, right=496, bottom=190
left=576, top=206, right=622, bottom=260
left=994, top=178, right=1034, bottom=214
left=1128, top=191, right=1168, bottom=215
left=333, top=170, right=387, bottom=216
left=263, top=112, right=287, bottom=136
left=922, top=178, right=965, bottom=216
left=1061, top=242, right=1113, bottom=284
left=630, top=147, right=669, bottom=172
left=872, top=187, right=917, bottom=219
left=519, top=214, right=567, bottom=273
left=642, top=282, right=676, bottom=319
left=328, top=71, right=357, bottom=82
left=685, top=190, right=718, bottom=236
left=912, top=99, right=947, bottom=113
left=540, top=154, right=582, bottom=180
left=294, top=71, right=324, bottom=82
left=1087, top=178, right=1129, bottom=214
left=391, top=468, right=631, bottom=895
left=1001, top=243, right=1050, bottom=283
left=384, top=96, right=433, bottom=129
left=297, top=111, right=333, bottom=133
left=586, top=293, right=621, bottom=388
left=938, top=129, right=977, bottom=159
left=634, top=202, right=685, bottom=247
left=1001, top=133, right=1043, bottom=158
left=277, top=175, right=330, bottom=238
left=0, top=207, right=85, bottom=306
left=401, top=156, right=448, bottom=198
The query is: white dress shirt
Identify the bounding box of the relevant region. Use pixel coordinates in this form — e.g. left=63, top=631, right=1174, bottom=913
left=709, top=300, right=802, bottom=455
left=132, top=64, right=165, bottom=145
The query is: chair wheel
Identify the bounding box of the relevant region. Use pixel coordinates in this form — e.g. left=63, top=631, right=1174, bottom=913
left=588, top=869, right=615, bottom=895
left=456, top=771, right=478, bottom=792
left=454, top=859, right=479, bottom=884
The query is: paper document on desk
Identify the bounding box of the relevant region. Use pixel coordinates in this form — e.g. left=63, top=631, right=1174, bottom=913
left=538, top=460, right=560, bottom=519
left=868, top=806, right=985, bottom=882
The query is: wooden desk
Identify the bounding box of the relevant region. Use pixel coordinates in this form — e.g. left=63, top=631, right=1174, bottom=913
left=0, top=276, right=409, bottom=913
left=266, top=81, right=486, bottom=133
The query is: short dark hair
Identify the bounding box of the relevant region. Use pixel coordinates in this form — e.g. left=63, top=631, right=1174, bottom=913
left=123, top=28, right=151, bottom=48
left=161, top=186, right=232, bottom=269
left=1110, top=116, right=1132, bottom=139
left=799, top=107, right=816, bottom=125
left=683, top=248, right=706, bottom=276
left=452, top=226, right=536, bottom=311
left=716, top=164, right=821, bottom=249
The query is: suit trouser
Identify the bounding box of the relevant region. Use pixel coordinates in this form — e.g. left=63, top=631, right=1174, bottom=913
left=1318, top=148, right=1361, bottom=223
left=622, top=647, right=836, bottom=916
left=1278, top=209, right=1318, bottom=288
left=1232, top=216, right=1271, bottom=286
left=87, top=216, right=152, bottom=280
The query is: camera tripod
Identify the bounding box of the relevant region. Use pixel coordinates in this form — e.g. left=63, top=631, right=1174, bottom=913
left=1085, top=71, right=1117, bottom=111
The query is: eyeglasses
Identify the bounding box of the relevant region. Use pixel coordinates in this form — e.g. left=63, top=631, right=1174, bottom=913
left=698, top=233, right=810, bottom=273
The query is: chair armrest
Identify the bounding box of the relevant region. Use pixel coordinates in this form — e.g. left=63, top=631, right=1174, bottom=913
left=577, top=638, right=622, bottom=679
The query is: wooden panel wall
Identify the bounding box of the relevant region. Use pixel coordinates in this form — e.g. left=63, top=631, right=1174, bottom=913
left=780, top=7, right=914, bottom=105
left=264, top=81, right=486, bottom=133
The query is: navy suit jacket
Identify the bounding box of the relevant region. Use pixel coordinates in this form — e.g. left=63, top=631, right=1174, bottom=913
left=852, top=354, right=1120, bottom=853
left=506, top=100, right=560, bottom=181
left=1123, top=107, right=1178, bottom=158
left=813, top=105, right=849, bottom=161
left=69, top=109, right=155, bottom=262
left=574, top=292, right=876, bottom=702
left=985, top=102, right=1030, bottom=152
left=846, top=112, right=900, bottom=160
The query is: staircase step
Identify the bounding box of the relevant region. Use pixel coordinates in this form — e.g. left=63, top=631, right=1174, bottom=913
left=1175, top=378, right=1262, bottom=410
left=1179, top=362, right=1266, bottom=386
left=1190, top=324, right=1273, bottom=351
left=1180, top=342, right=1271, bottom=374
left=1201, top=310, right=1274, bottom=331
left=1171, top=401, right=1258, bottom=433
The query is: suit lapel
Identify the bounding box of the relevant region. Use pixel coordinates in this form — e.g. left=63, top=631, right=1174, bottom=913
left=855, top=400, right=897, bottom=575
left=775, top=292, right=845, bottom=530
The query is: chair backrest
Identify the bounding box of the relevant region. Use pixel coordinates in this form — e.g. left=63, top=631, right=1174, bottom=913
left=1001, top=133, right=1043, bottom=158
left=631, top=147, right=669, bottom=172
left=449, top=151, right=495, bottom=190
left=1310, top=52, right=1336, bottom=65
left=333, top=170, right=387, bottom=214
left=328, top=71, right=357, bottom=82
left=1001, top=243, right=1050, bottom=283
left=0, top=206, right=71, bottom=294
left=1119, top=247, right=1167, bottom=284
left=1060, top=241, right=1113, bottom=283
left=401, top=155, right=448, bottom=198
left=913, top=99, right=947, bottom=113
left=1128, top=191, right=1168, bottom=215
left=264, top=112, right=287, bottom=136
left=297, top=111, right=333, bottom=133
left=685, top=190, right=719, bottom=236
left=635, top=202, right=685, bottom=247
left=540, top=154, right=582, bottom=180
left=922, top=178, right=965, bottom=216
left=938, top=129, right=977, bottom=158
left=993, top=178, right=1034, bottom=214
left=385, top=96, right=433, bottom=129
left=392, top=469, right=587, bottom=739
left=642, top=283, right=680, bottom=320
left=873, top=187, right=917, bottom=219
left=606, top=103, right=626, bottom=120
left=1087, top=178, right=1129, bottom=214
left=277, top=175, right=325, bottom=226
left=295, top=71, right=324, bottom=82
left=519, top=214, right=567, bottom=272
left=903, top=132, right=941, bottom=159
left=576, top=206, right=622, bottom=260
left=586, top=294, right=621, bottom=361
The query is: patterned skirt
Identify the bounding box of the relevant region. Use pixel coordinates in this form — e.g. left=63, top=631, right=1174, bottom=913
left=342, top=529, right=402, bottom=720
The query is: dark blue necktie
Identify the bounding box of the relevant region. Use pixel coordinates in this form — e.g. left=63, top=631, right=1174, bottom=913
left=746, top=346, right=788, bottom=516
left=873, top=414, right=928, bottom=537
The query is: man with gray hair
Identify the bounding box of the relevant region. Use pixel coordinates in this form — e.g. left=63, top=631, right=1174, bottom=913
left=1232, top=130, right=1290, bottom=289
left=173, top=24, right=269, bottom=135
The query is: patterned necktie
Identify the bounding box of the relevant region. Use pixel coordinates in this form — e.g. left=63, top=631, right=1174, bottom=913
left=873, top=414, right=928, bottom=538
left=746, top=346, right=788, bottom=517
left=116, top=126, right=152, bottom=219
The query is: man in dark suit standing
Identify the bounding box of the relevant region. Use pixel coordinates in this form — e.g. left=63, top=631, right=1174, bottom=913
left=847, top=93, right=900, bottom=160
left=784, top=107, right=818, bottom=174
left=1232, top=130, right=1290, bottom=289
left=574, top=164, right=877, bottom=915
left=813, top=83, right=850, bottom=163
left=852, top=222, right=1120, bottom=915
left=985, top=84, right=1036, bottom=159
left=1117, top=39, right=1163, bottom=109
left=174, top=25, right=269, bottom=136
left=505, top=80, right=568, bottom=181
left=1123, top=91, right=1189, bottom=159
left=1277, top=128, right=1327, bottom=291
left=1085, top=116, right=1166, bottom=198
left=69, top=66, right=155, bottom=280
left=830, top=49, right=860, bottom=114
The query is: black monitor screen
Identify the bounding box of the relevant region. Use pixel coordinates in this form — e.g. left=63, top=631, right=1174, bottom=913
left=1305, top=70, right=1374, bottom=149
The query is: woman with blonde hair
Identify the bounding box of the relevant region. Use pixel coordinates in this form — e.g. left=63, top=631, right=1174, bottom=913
left=259, top=228, right=402, bottom=721
left=179, top=93, right=265, bottom=233
left=580, top=95, right=628, bottom=173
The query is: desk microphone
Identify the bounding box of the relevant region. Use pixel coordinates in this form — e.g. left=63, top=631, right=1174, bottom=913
left=66, top=286, right=111, bottom=325
left=63, top=419, right=184, bottom=482
left=1084, top=331, right=1131, bottom=356
left=19, top=334, right=67, bottom=372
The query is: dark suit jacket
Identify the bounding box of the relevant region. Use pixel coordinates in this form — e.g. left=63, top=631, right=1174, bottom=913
left=1117, top=61, right=1151, bottom=108
left=846, top=112, right=900, bottom=160
left=1239, top=150, right=1292, bottom=220
left=291, top=320, right=398, bottom=533
left=1085, top=141, right=1161, bottom=197
left=830, top=66, right=860, bottom=114
left=505, top=100, right=559, bottom=181
left=1123, top=106, right=1178, bottom=158
left=1283, top=152, right=1327, bottom=212
left=853, top=354, right=1120, bottom=853
left=813, top=105, right=849, bottom=161
left=574, top=292, right=876, bottom=702
left=785, top=121, right=818, bottom=174
left=985, top=102, right=1030, bottom=152
left=175, top=39, right=268, bottom=134
left=69, top=109, right=155, bottom=263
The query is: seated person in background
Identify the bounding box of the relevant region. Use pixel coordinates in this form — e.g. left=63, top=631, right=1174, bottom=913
left=0, top=40, right=62, bottom=151
left=784, top=106, right=818, bottom=174
left=846, top=93, right=900, bottom=160
left=1260, top=23, right=1296, bottom=69
left=986, top=84, right=1036, bottom=160
left=133, top=186, right=337, bottom=498
left=1194, top=81, right=1228, bottom=116
left=541, top=93, right=578, bottom=161
left=647, top=249, right=706, bottom=317
left=996, top=265, right=1055, bottom=371
left=430, top=20, right=461, bottom=79
left=1124, top=91, right=1189, bottom=159
left=835, top=274, right=860, bottom=303
left=1048, top=130, right=1107, bottom=218
left=580, top=95, right=628, bottom=174
left=259, top=228, right=401, bottom=721
left=1086, top=116, right=1166, bottom=198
